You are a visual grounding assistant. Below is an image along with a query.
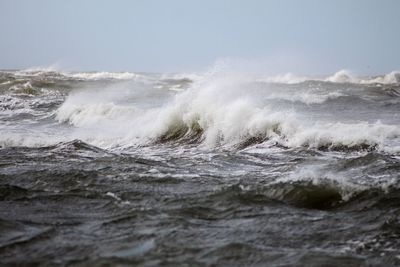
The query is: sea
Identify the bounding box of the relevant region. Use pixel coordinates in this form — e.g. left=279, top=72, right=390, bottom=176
left=1, top=66, right=400, bottom=266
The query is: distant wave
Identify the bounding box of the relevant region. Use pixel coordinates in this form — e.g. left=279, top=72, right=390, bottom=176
left=67, top=71, right=143, bottom=80
left=325, top=70, right=357, bottom=83
left=360, top=71, right=400, bottom=84
left=16, top=65, right=61, bottom=75
left=258, top=70, right=400, bottom=85
left=7, top=68, right=145, bottom=81
left=326, top=70, right=400, bottom=84
left=257, top=73, right=310, bottom=84
left=3, top=67, right=399, bottom=84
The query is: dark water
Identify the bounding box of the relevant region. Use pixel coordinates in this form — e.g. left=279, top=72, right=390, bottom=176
left=1, top=69, right=400, bottom=266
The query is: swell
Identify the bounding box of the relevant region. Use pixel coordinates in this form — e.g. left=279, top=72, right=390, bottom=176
left=187, top=176, right=400, bottom=211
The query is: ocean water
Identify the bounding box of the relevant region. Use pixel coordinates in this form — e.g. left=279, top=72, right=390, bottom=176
left=0, top=67, right=400, bottom=266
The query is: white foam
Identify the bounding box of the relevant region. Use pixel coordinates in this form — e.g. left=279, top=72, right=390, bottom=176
left=258, top=70, right=400, bottom=85
left=263, top=90, right=344, bottom=104
left=67, top=71, right=142, bottom=80
left=14, top=65, right=60, bottom=76
left=160, top=72, right=204, bottom=82
left=10, top=67, right=147, bottom=81
left=0, top=131, right=65, bottom=148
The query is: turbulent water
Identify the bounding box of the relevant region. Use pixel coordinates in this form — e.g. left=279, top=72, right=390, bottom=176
left=1, top=67, right=400, bottom=266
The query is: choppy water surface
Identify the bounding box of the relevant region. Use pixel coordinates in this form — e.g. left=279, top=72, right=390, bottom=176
left=1, top=68, right=400, bottom=266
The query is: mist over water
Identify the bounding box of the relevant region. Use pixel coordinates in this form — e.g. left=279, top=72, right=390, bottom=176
left=1, top=66, right=400, bottom=266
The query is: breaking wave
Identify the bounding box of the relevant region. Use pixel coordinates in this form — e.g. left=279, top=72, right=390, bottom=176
left=54, top=73, right=400, bottom=152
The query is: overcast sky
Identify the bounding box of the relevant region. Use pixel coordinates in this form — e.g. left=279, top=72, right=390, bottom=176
left=0, top=0, right=399, bottom=74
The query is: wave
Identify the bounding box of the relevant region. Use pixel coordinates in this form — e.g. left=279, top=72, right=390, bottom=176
left=325, top=70, right=357, bottom=83
left=6, top=67, right=145, bottom=81
left=66, top=71, right=143, bottom=80
left=57, top=102, right=138, bottom=127
left=257, top=73, right=311, bottom=84
left=207, top=157, right=400, bottom=210
left=14, top=66, right=61, bottom=76
left=160, top=72, right=203, bottom=83
left=54, top=73, right=400, bottom=152
left=361, top=71, right=400, bottom=84
left=258, top=70, right=400, bottom=85
left=57, top=100, right=398, bottom=151
left=218, top=179, right=400, bottom=210
left=2, top=65, right=399, bottom=151
left=0, top=132, right=63, bottom=148
left=4, top=67, right=400, bottom=84
left=7, top=81, right=51, bottom=96
left=327, top=70, right=400, bottom=84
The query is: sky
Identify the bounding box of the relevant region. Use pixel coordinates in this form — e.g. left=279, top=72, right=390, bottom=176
left=0, top=0, right=399, bottom=74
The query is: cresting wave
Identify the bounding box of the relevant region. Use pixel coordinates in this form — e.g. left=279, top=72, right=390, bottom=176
left=55, top=73, right=400, bottom=152
left=56, top=104, right=400, bottom=152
